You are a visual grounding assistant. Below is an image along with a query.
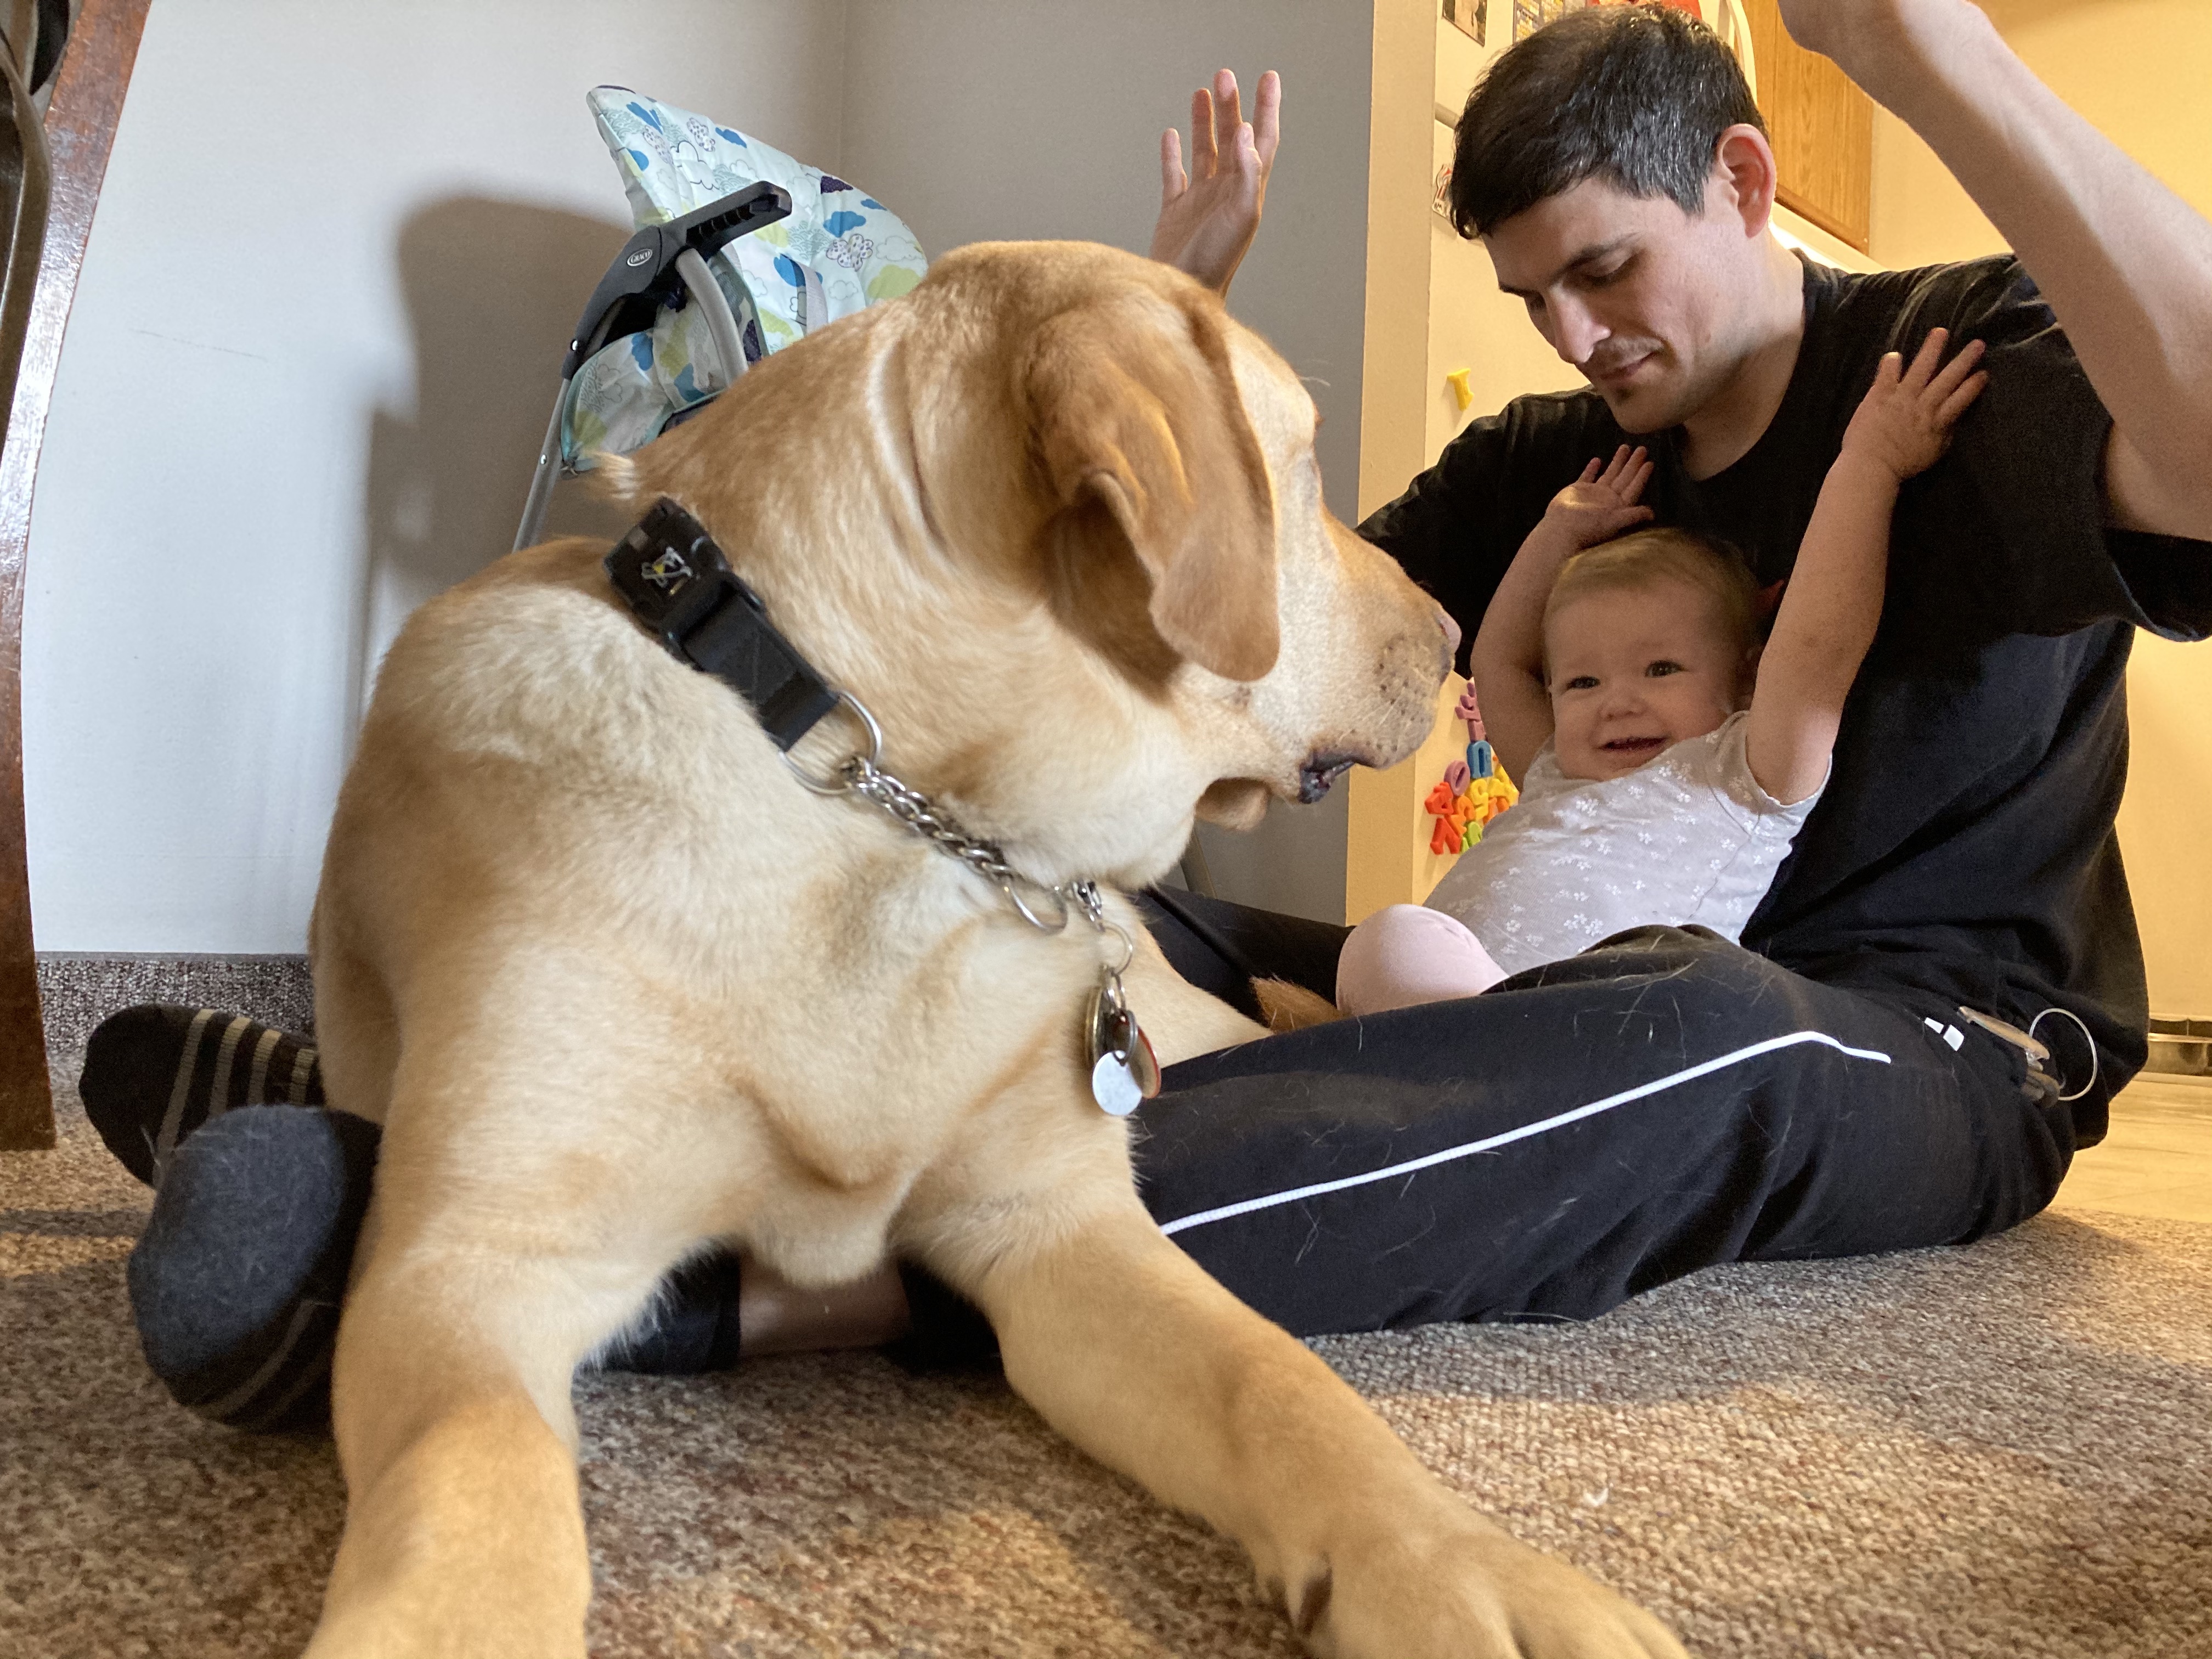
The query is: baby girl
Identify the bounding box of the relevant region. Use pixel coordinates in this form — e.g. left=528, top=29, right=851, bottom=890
left=1338, top=329, right=1987, bottom=1013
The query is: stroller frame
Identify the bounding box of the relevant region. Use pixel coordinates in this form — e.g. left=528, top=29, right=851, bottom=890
left=514, top=180, right=793, bottom=552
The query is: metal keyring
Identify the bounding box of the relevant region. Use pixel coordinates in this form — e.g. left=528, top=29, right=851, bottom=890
left=1000, top=873, right=1073, bottom=934
left=2028, top=1005, right=2100, bottom=1103
left=780, top=691, right=883, bottom=795
left=1099, top=920, right=1136, bottom=978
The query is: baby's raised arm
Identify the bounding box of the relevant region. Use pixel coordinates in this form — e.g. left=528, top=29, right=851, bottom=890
left=1745, top=328, right=1988, bottom=805
left=1470, top=445, right=1652, bottom=782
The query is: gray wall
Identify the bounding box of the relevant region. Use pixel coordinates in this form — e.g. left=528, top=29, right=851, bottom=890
left=841, top=1, right=1376, bottom=922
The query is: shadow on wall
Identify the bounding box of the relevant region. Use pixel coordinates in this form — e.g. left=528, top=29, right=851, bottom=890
left=354, top=196, right=641, bottom=732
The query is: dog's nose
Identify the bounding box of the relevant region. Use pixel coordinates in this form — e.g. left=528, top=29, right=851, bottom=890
left=1436, top=606, right=1462, bottom=660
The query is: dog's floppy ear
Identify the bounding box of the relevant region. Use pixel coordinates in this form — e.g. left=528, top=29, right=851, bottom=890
left=1026, top=290, right=1279, bottom=682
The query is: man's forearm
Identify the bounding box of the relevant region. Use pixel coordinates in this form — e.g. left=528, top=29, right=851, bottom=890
left=1833, top=1, right=2212, bottom=529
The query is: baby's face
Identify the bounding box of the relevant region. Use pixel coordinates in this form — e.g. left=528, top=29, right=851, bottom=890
left=1545, top=578, right=1743, bottom=782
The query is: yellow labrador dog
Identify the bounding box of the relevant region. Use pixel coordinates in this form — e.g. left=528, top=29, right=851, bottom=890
left=303, top=241, right=1685, bottom=1658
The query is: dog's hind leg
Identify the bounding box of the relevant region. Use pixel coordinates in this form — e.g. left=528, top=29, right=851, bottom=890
left=306, top=916, right=400, bottom=1127
left=1117, top=906, right=1269, bottom=1064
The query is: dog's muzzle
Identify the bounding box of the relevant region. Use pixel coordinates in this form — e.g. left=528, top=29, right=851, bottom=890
left=1296, top=752, right=1363, bottom=805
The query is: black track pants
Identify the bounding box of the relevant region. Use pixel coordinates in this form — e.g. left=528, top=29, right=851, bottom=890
left=1129, top=891, right=2076, bottom=1338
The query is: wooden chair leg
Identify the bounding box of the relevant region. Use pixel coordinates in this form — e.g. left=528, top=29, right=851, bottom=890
left=0, top=812, right=47, bottom=1147
left=0, top=0, right=152, bottom=1149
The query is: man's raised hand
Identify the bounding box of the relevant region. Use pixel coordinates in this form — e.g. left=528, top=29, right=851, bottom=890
left=1149, top=69, right=1280, bottom=297
left=1774, top=0, right=1972, bottom=104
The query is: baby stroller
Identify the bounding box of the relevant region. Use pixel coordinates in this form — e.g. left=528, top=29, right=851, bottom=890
left=513, top=87, right=927, bottom=551
left=509, top=90, right=1220, bottom=899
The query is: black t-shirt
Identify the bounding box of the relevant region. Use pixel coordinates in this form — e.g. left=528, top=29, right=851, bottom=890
left=1359, top=255, right=2212, bottom=1142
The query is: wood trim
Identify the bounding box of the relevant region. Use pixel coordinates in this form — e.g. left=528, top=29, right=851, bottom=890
left=1345, top=0, right=1438, bottom=923
left=1357, top=0, right=1435, bottom=523
left=1777, top=178, right=1867, bottom=251
left=0, top=0, right=153, bottom=1148
left=1744, top=0, right=1873, bottom=254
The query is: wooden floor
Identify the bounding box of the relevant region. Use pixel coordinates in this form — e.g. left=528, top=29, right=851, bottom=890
left=2050, top=1070, right=2212, bottom=1223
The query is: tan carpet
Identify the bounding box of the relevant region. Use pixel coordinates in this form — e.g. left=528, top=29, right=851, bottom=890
left=6, top=1056, right=2208, bottom=1658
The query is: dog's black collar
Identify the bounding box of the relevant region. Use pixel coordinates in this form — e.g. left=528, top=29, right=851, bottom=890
left=604, top=498, right=1161, bottom=1114
left=604, top=498, right=840, bottom=751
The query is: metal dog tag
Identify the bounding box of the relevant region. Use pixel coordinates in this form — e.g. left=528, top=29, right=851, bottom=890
left=1085, top=977, right=1160, bottom=1116
left=1086, top=979, right=1122, bottom=1067
left=1092, top=1048, right=1145, bottom=1116
left=1122, top=1018, right=1161, bottom=1097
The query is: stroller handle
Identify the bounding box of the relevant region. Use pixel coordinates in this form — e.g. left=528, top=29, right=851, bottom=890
left=517, top=182, right=793, bottom=552
left=560, top=180, right=792, bottom=379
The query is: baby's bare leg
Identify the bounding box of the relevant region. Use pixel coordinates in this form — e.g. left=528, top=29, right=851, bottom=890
left=1336, top=904, right=1508, bottom=1015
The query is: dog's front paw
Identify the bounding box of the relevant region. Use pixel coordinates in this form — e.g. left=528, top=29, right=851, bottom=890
left=1284, top=1516, right=1687, bottom=1659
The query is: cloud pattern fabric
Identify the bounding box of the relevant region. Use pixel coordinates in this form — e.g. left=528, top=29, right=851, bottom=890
left=563, top=87, right=927, bottom=469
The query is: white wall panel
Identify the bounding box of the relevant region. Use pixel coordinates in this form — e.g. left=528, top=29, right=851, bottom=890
left=31, top=0, right=1384, bottom=945
left=26, top=0, right=850, bottom=949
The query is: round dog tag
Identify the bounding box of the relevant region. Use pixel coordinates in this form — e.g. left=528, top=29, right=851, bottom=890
left=1083, top=975, right=1159, bottom=1115
left=1092, top=1049, right=1144, bottom=1116
left=1125, top=1023, right=1161, bottom=1098
left=1086, top=983, right=1119, bottom=1064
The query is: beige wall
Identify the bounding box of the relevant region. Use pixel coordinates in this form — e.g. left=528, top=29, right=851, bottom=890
left=1347, top=3, right=1590, bottom=925
left=1422, top=10, right=1589, bottom=475
left=1870, top=0, right=2211, bottom=269
left=1870, top=0, right=2212, bottom=1014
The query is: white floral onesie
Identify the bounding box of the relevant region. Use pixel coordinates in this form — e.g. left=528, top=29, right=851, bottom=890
left=1420, top=710, right=1824, bottom=979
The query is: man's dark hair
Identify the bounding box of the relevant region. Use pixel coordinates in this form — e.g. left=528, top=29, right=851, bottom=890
left=1448, top=3, right=1764, bottom=239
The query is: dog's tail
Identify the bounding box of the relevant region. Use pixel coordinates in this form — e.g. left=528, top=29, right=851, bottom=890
left=1251, top=978, right=1343, bottom=1034
left=584, top=448, right=644, bottom=508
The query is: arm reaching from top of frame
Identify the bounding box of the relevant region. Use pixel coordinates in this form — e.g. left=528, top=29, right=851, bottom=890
left=1149, top=69, right=1280, bottom=297
left=1779, top=0, right=2212, bottom=540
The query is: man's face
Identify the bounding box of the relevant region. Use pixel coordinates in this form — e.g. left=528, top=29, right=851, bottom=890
left=1483, top=173, right=1763, bottom=433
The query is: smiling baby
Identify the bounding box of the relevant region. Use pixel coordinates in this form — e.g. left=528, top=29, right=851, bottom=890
left=1339, top=329, right=1988, bottom=1012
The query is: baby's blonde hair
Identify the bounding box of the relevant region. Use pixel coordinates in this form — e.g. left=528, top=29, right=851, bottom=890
left=1543, top=527, right=1761, bottom=673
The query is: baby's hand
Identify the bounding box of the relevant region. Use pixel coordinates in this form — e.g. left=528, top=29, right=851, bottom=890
left=1541, top=445, right=1654, bottom=549
left=1841, top=327, right=1988, bottom=481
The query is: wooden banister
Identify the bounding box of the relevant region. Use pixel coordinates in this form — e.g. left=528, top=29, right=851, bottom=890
left=0, top=0, right=153, bottom=1149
